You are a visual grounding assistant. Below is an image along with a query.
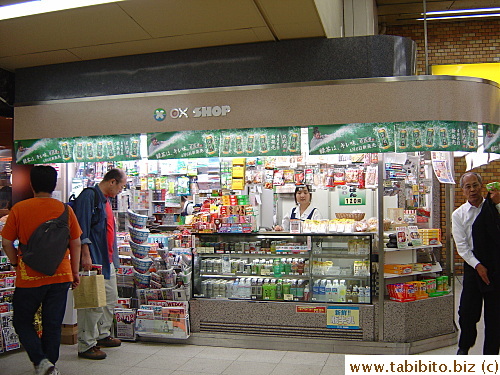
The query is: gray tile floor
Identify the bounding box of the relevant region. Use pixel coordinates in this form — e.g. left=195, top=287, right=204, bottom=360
left=0, top=277, right=484, bottom=375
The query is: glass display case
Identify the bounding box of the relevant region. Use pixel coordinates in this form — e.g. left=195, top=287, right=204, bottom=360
left=192, top=232, right=374, bottom=304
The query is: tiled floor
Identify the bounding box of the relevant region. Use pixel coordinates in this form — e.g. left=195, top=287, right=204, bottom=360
left=1, top=277, right=485, bottom=375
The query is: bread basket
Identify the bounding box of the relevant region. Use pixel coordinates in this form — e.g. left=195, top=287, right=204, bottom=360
left=335, top=212, right=365, bottom=221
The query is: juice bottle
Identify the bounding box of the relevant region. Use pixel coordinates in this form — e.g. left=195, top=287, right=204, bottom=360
left=339, top=280, right=347, bottom=302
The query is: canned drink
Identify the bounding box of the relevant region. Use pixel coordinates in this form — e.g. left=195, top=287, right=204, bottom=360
left=289, top=133, right=299, bottom=152
left=425, top=128, right=435, bottom=147
left=75, top=142, right=84, bottom=160
left=259, top=134, right=268, bottom=153
left=246, top=135, right=255, bottom=153
left=107, top=141, right=115, bottom=158
left=468, top=129, right=477, bottom=148
left=131, top=139, right=139, bottom=157
left=60, top=142, right=71, bottom=160
left=439, top=128, right=449, bottom=147
left=377, top=128, right=390, bottom=149
left=96, top=141, right=104, bottom=158
left=413, top=129, right=422, bottom=148
left=86, top=142, right=94, bottom=159
left=222, top=136, right=231, bottom=154
left=399, top=129, right=407, bottom=149
left=205, top=135, right=216, bottom=154
left=235, top=136, right=243, bottom=154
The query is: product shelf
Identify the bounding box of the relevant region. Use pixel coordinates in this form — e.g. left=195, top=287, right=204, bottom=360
left=384, top=263, right=443, bottom=279
left=200, top=273, right=310, bottom=279
left=197, top=252, right=309, bottom=258
left=383, top=244, right=442, bottom=252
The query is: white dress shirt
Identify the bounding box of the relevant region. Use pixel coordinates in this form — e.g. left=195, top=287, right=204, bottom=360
left=452, top=199, right=485, bottom=268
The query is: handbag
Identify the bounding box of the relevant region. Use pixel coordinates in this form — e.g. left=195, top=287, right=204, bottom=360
left=73, top=273, right=106, bottom=309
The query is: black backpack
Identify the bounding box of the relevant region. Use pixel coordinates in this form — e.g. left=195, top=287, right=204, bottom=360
left=67, top=187, right=100, bottom=227
left=19, top=205, right=70, bottom=276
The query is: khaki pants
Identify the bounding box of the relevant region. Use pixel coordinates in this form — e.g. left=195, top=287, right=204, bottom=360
left=77, top=264, right=118, bottom=353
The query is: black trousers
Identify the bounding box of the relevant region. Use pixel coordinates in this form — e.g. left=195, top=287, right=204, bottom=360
left=458, top=264, right=500, bottom=355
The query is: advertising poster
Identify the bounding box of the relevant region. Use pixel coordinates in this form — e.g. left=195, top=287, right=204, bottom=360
left=326, top=306, right=360, bottom=329
left=484, top=123, right=500, bottom=154
left=395, top=121, right=478, bottom=153
left=431, top=151, right=455, bottom=184
left=309, top=121, right=479, bottom=155
left=15, top=134, right=141, bottom=164
left=309, top=123, right=395, bottom=154
left=148, top=127, right=301, bottom=159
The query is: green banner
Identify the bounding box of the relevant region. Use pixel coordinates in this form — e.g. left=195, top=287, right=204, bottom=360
left=394, top=121, right=478, bottom=152
left=148, top=127, right=301, bottom=159
left=309, top=121, right=479, bottom=155
left=484, top=123, right=500, bottom=154
left=148, top=131, right=220, bottom=159
left=309, top=123, right=395, bottom=154
left=15, top=134, right=141, bottom=165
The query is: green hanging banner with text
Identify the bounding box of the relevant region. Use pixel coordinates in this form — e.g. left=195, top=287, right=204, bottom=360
left=148, top=127, right=301, bottom=159
left=15, top=134, right=141, bottom=165
left=393, top=121, right=478, bottom=153
left=484, top=123, right=500, bottom=154
left=308, top=121, right=479, bottom=155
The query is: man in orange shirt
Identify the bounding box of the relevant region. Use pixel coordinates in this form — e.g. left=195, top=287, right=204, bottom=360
left=2, top=166, right=82, bottom=375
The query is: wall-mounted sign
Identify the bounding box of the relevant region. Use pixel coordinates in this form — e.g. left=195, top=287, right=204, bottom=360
left=338, top=186, right=366, bottom=205
left=327, top=306, right=360, bottom=330
left=154, top=105, right=231, bottom=121
left=148, top=127, right=301, bottom=159
left=14, top=134, right=141, bottom=164
left=296, top=306, right=327, bottom=314
left=308, top=121, right=479, bottom=155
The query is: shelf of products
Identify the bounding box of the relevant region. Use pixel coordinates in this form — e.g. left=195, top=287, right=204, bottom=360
left=192, top=232, right=374, bottom=304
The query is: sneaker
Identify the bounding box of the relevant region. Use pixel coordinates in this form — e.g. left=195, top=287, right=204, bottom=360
left=96, top=336, right=121, bottom=347
left=78, top=346, right=107, bottom=360
left=35, top=358, right=55, bottom=375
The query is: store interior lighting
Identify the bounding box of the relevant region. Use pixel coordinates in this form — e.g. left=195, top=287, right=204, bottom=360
left=0, top=0, right=125, bottom=21
left=418, top=7, right=500, bottom=21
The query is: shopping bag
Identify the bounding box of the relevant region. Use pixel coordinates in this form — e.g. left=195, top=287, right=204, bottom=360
left=73, top=274, right=106, bottom=309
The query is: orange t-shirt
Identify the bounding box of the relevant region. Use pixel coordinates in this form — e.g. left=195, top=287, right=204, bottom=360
left=1, top=198, right=83, bottom=288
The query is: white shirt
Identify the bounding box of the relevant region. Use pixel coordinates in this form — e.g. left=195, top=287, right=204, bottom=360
left=452, top=199, right=485, bottom=268
left=281, top=205, right=321, bottom=231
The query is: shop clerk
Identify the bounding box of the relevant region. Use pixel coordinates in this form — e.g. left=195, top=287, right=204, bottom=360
left=274, top=185, right=321, bottom=231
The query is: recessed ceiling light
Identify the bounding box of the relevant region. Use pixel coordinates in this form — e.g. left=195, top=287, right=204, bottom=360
left=0, top=0, right=124, bottom=21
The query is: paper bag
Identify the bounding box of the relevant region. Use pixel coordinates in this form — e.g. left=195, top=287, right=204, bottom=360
left=73, top=274, right=106, bottom=309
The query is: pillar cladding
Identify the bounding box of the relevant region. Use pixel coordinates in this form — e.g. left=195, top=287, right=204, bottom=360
left=15, top=35, right=416, bottom=104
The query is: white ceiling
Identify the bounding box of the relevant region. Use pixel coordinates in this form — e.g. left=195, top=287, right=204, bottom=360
left=0, top=0, right=496, bottom=72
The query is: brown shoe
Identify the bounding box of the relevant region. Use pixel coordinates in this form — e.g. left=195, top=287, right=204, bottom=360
left=96, top=336, right=121, bottom=347
left=78, top=346, right=107, bottom=360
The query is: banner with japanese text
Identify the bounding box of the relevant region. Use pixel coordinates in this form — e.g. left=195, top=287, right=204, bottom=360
left=15, top=134, right=141, bottom=164
left=148, top=127, right=301, bottom=159
left=308, top=121, right=479, bottom=155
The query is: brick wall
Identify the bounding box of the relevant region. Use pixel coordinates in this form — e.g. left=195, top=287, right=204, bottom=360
left=386, top=19, right=499, bottom=75
left=387, top=19, right=499, bottom=274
